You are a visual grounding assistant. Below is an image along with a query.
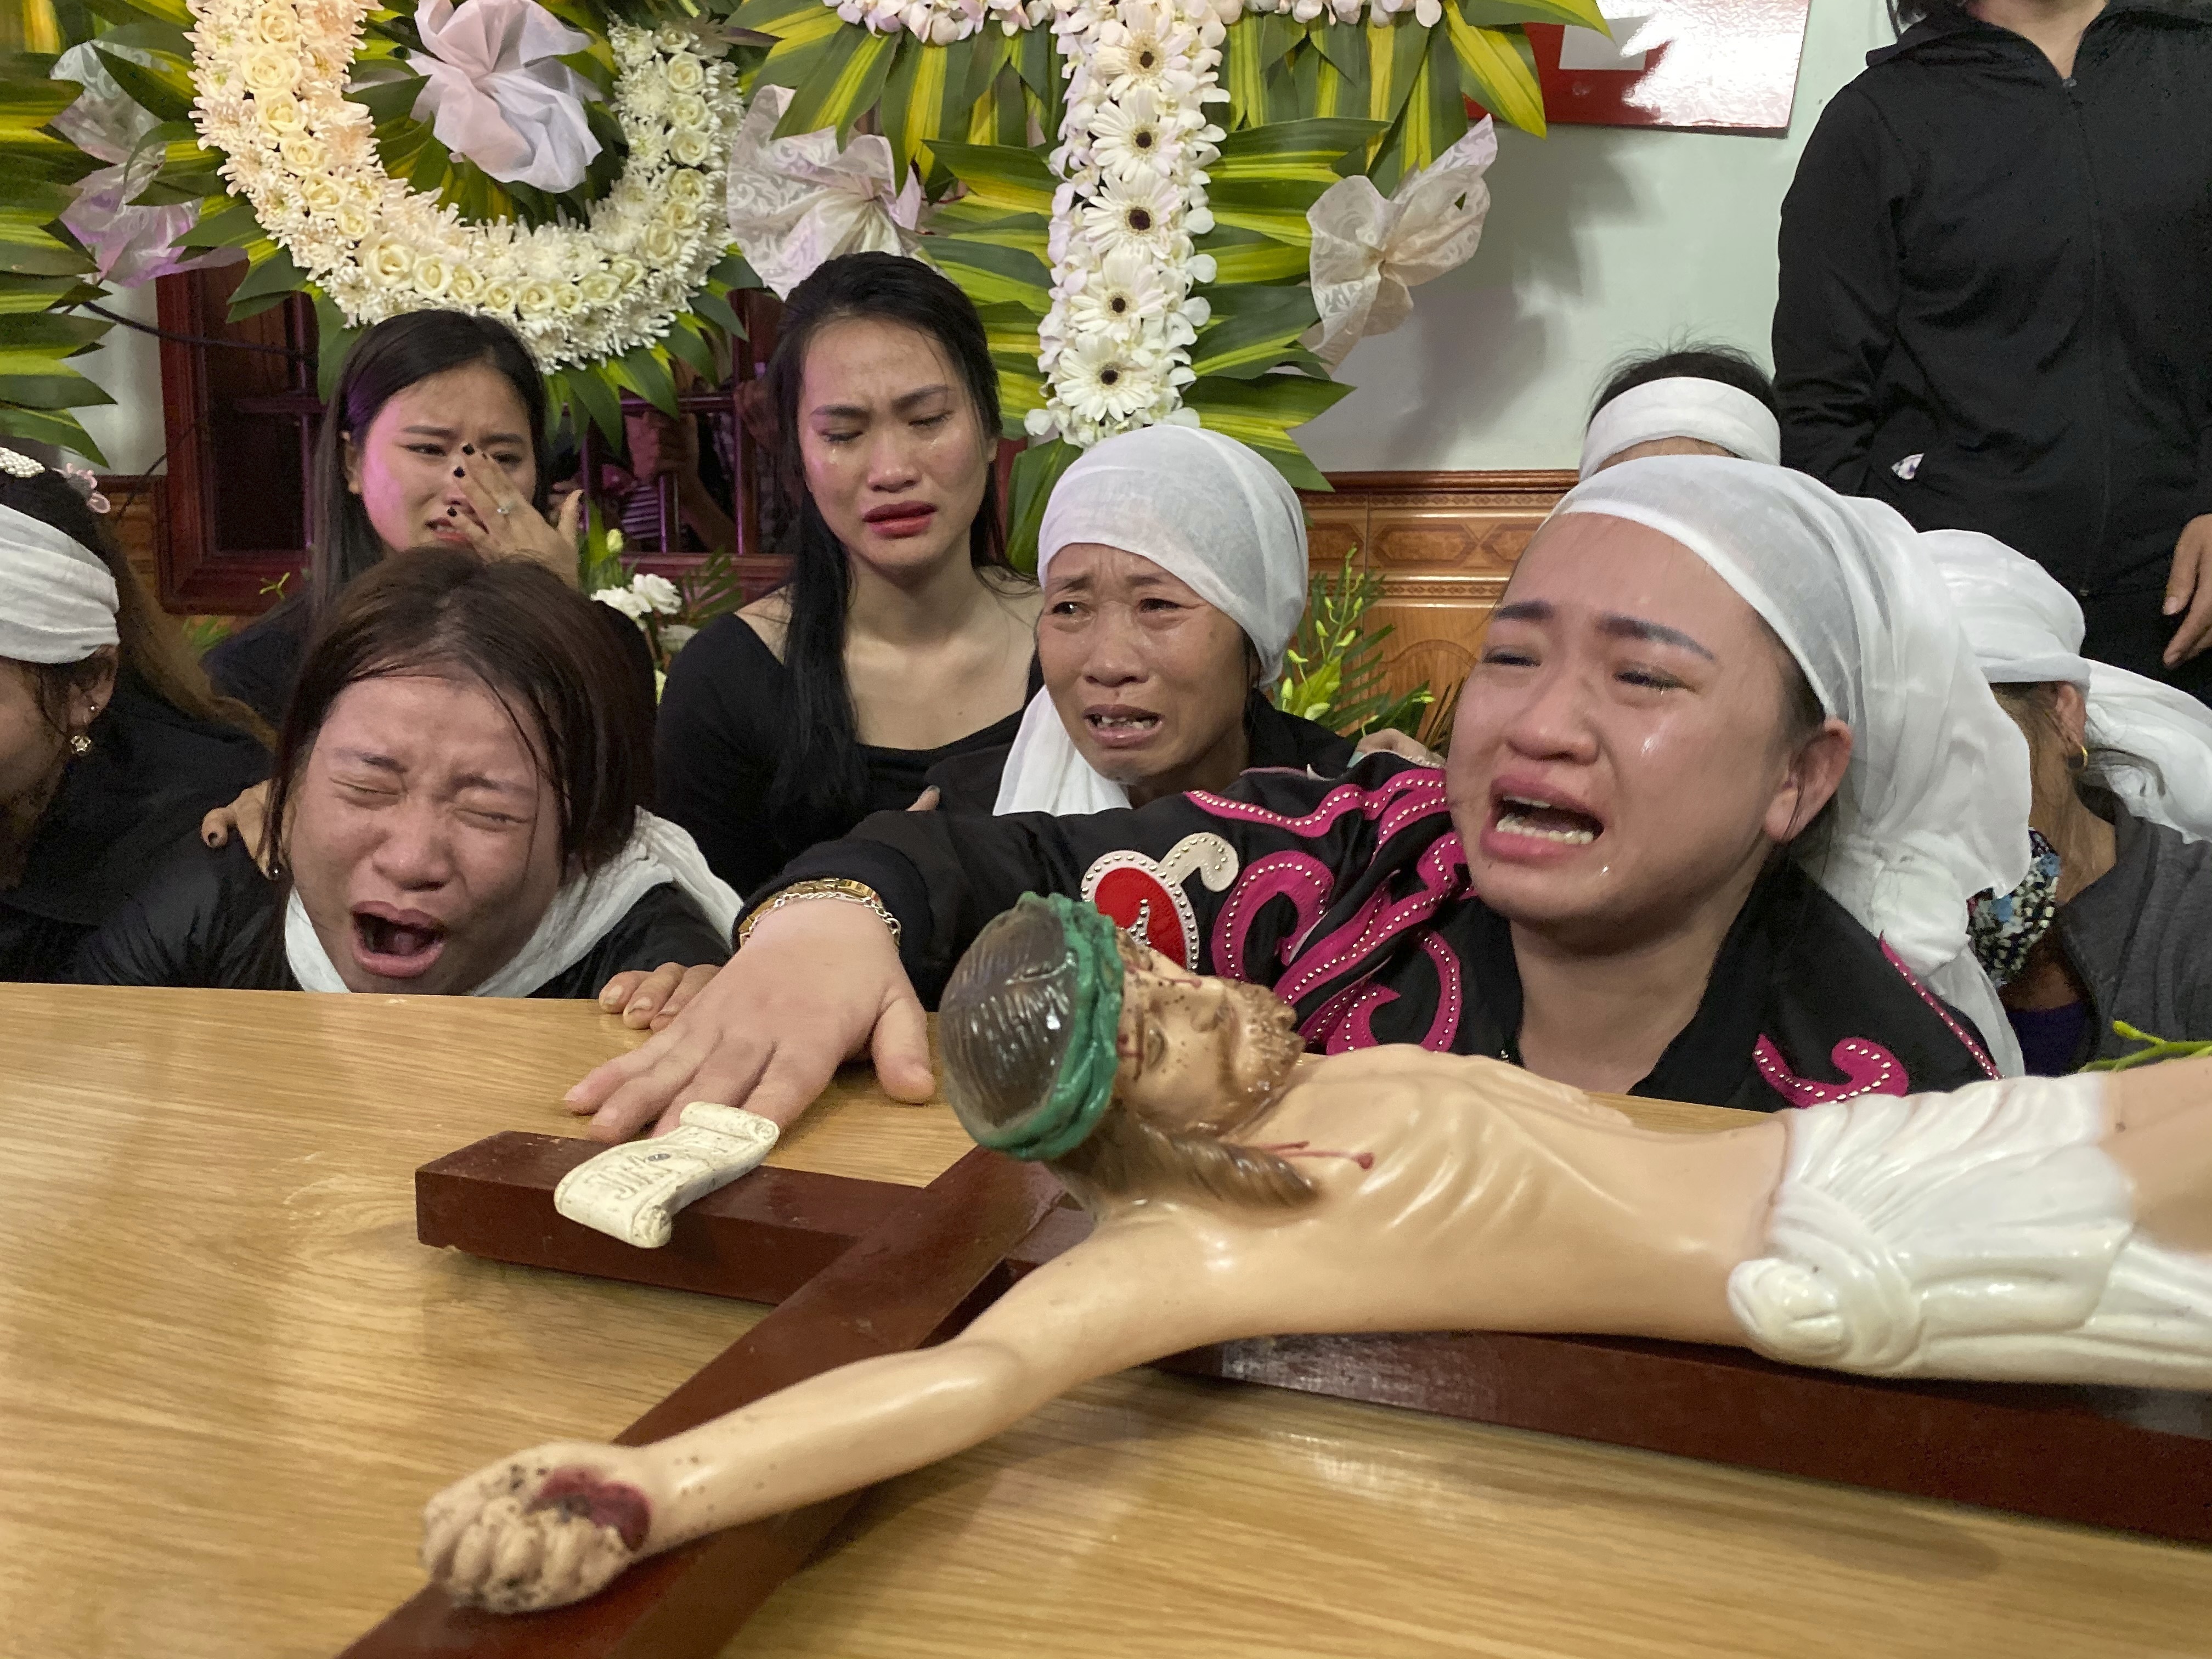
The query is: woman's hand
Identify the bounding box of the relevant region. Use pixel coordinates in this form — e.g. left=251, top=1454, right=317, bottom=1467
left=450, top=448, right=585, bottom=586
left=566, top=899, right=934, bottom=1141
left=596, top=961, right=720, bottom=1031
left=2165, top=514, right=2212, bottom=668
left=1353, top=727, right=1442, bottom=768
left=200, top=779, right=276, bottom=875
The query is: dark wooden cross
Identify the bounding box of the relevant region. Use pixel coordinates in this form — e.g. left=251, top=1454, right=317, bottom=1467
left=343, top=1126, right=2212, bottom=1658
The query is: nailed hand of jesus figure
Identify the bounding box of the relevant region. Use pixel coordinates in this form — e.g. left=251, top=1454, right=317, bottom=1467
left=424, top=895, right=2212, bottom=1615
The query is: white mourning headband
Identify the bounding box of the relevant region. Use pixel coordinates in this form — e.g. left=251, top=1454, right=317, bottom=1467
left=1579, top=376, right=1785, bottom=479
left=0, top=479, right=121, bottom=663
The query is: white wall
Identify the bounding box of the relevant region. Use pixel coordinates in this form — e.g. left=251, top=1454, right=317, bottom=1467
left=65, top=0, right=1891, bottom=477
left=1298, top=0, right=1893, bottom=471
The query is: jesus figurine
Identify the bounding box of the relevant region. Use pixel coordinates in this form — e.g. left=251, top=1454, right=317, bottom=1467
left=422, top=894, right=2212, bottom=1612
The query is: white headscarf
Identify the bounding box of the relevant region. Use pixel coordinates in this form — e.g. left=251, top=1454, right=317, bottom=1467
left=1553, top=458, right=2031, bottom=1075
left=1924, top=528, right=2212, bottom=844
left=1578, top=376, right=1784, bottom=479
left=994, top=425, right=1310, bottom=816
left=285, top=810, right=740, bottom=995
left=0, top=500, right=121, bottom=664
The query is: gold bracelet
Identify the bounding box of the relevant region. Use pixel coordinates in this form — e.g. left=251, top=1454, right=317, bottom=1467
left=736, top=878, right=902, bottom=950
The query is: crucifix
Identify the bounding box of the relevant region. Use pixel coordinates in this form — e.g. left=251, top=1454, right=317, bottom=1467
left=346, top=896, right=2212, bottom=1657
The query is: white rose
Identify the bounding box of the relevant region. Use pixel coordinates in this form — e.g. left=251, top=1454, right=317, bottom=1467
left=668, top=92, right=710, bottom=133
left=663, top=52, right=706, bottom=93
left=301, top=175, right=341, bottom=214
left=481, top=281, right=517, bottom=313
left=664, top=168, right=707, bottom=205
left=657, top=24, right=692, bottom=49
left=280, top=132, right=326, bottom=171
left=367, top=240, right=413, bottom=284
left=609, top=256, right=644, bottom=288
left=334, top=201, right=371, bottom=240
left=518, top=281, right=556, bottom=318
left=662, top=200, right=698, bottom=232
left=413, top=256, right=451, bottom=297
left=244, top=47, right=297, bottom=94
left=667, top=129, right=710, bottom=167
left=632, top=573, right=682, bottom=615
left=254, top=4, right=300, bottom=45
left=578, top=269, right=620, bottom=303
left=641, top=221, right=681, bottom=262
left=447, top=264, right=484, bottom=303
left=550, top=280, right=582, bottom=313
left=255, top=92, right=304, bottom=133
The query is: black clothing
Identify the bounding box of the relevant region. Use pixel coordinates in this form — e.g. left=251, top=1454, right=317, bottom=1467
left=0, top=681, right=267, bottom=981
left=919, top=690, right=1361, bottom=812
left=2036, top=799, right=2212, bottom=1067
left=753, top=755, right=1999, bottom=1111
left=656, top=614, right=1040, bottom=893
left=1773, top=0, right=2212, bottom=683
left=204, top=589, right=662, bottom=729
left=71, top=834, right=729, bottom=993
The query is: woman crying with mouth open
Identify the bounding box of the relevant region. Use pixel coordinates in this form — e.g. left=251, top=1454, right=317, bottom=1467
left=71, top=547, right=737, bottom=1001
left=566, top=458, right=2032, bottom=1141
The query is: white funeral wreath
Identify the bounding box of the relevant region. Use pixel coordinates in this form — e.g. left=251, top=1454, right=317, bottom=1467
left=189, top=0, right=742, bottom=368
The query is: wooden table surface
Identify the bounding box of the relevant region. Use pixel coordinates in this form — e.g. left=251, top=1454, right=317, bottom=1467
left=4, top=986, right=2208, bottom=1659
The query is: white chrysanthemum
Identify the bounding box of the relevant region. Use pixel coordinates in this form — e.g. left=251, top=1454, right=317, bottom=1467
left=1088, top=85, right=1181, bottom=182
left=1054, top=332, right=1169, bottom=427
left=1080, top=169, right=1186, bottom=259
left=1066, top=247, right=1177, bottom=335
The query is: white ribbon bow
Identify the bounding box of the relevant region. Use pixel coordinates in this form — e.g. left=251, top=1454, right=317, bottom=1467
left=1303, top=119, right=1497, bottom=369
left=407, top=0, right=602, bottom=194
left=724, top=83, right=924, bottom=299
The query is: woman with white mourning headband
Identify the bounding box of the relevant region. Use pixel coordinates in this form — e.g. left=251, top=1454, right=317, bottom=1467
left=1579, top=346, right=1784, bottom=478
left=1932, top=529, right=2212, bottom=1073
left=75, top=547, right=736, bottom=1002
left=0, top=449, right=267, bottom=980
left=918, top=424, right=1405, bottom=817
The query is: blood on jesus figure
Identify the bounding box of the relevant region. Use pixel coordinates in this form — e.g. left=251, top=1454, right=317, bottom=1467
left=422, top=894, right=2212, bottom=1613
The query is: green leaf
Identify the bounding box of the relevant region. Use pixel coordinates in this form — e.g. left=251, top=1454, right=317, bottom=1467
left=349, top=71, right=428, bottom=125
left=561, top=360, right=625, bottom=442
left=0, top=310, right=105, bottom=352
left=92, top=44, right=194, bottom=124
left=1369, top=27, right=1469, bottom=191
left=922, top=199, right=1049, bottom=258
left=0, top=211, right=93, bottom=277
left=1363, top=15, right=1429, bottom=132
left=927, top=140, right=1057, bottom=217
left=1006, top=438, right=1080, bottom=574
left=1187, top=284, right=1319, bottom=380
left=663, top=315, right=720, bottom=381
left=1205, top=175, right=1330, bottom=243
left=1209, top=115, right=1389, bottom=182
left=1194, top=224, right=1312, bottom=284
left=921, top=235, right=1051, bottom=312
left=612, top=346, right=679, bottom=417
left=1459, top=0, right=1605, bottom=30
left=225, top=242, right=307, bottom=318
left=775, top=24, right=896, bottom=141
left=0, top=276, right=88, bottom=315
left=691, top=286, right=744, bottom=338
left=1222, top=12, right=1300, bottom=131
left=0, top=401, right=105, bottom=464
left=1183, top=373, right=1353, bottom=490
left=0, top=369, right=112, bottom=408
left=83, top=17, right=193, bottom=54
left=178, top=194, right=261, bottom=250
left=1444, top=8, right=1544, bottom=134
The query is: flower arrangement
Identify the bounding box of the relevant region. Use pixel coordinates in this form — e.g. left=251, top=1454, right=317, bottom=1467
left=1026, top=0, right=1223, bottom=447
left=189, top=3, right=738, bottom=369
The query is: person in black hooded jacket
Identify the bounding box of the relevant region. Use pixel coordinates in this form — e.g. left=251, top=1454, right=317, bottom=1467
left=1773, top=0, right=2212, bottom=693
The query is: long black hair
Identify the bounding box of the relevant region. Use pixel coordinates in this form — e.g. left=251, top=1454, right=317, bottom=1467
left=1591, top=341, right=1779, bottom=422
left=761, top=251, right=1013, bottom=833
left=306, top=311, right=551, bottom=617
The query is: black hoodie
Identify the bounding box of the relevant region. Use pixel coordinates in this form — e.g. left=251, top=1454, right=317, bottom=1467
left=1774, top=2, right=2212, bottom=672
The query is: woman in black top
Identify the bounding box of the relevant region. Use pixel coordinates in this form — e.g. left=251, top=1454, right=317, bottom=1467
left=1773, top=0, right=2212, bottom=690
left=77, top=549, right=731, bottom=996
left=654, top=253, right=1041, bottom=893
left=202, top=309, right=650, bottom=725
left=0, top=458, right=267, bottom=980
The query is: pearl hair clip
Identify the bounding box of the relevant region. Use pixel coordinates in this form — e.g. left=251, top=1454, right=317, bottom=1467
left=0, top=444, right=111, bottom=512
left=0, top=445, right=42, bottom=479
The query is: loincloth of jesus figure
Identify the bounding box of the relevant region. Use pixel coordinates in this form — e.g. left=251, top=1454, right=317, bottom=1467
left=422, top=894, right=2212, bottom=1613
